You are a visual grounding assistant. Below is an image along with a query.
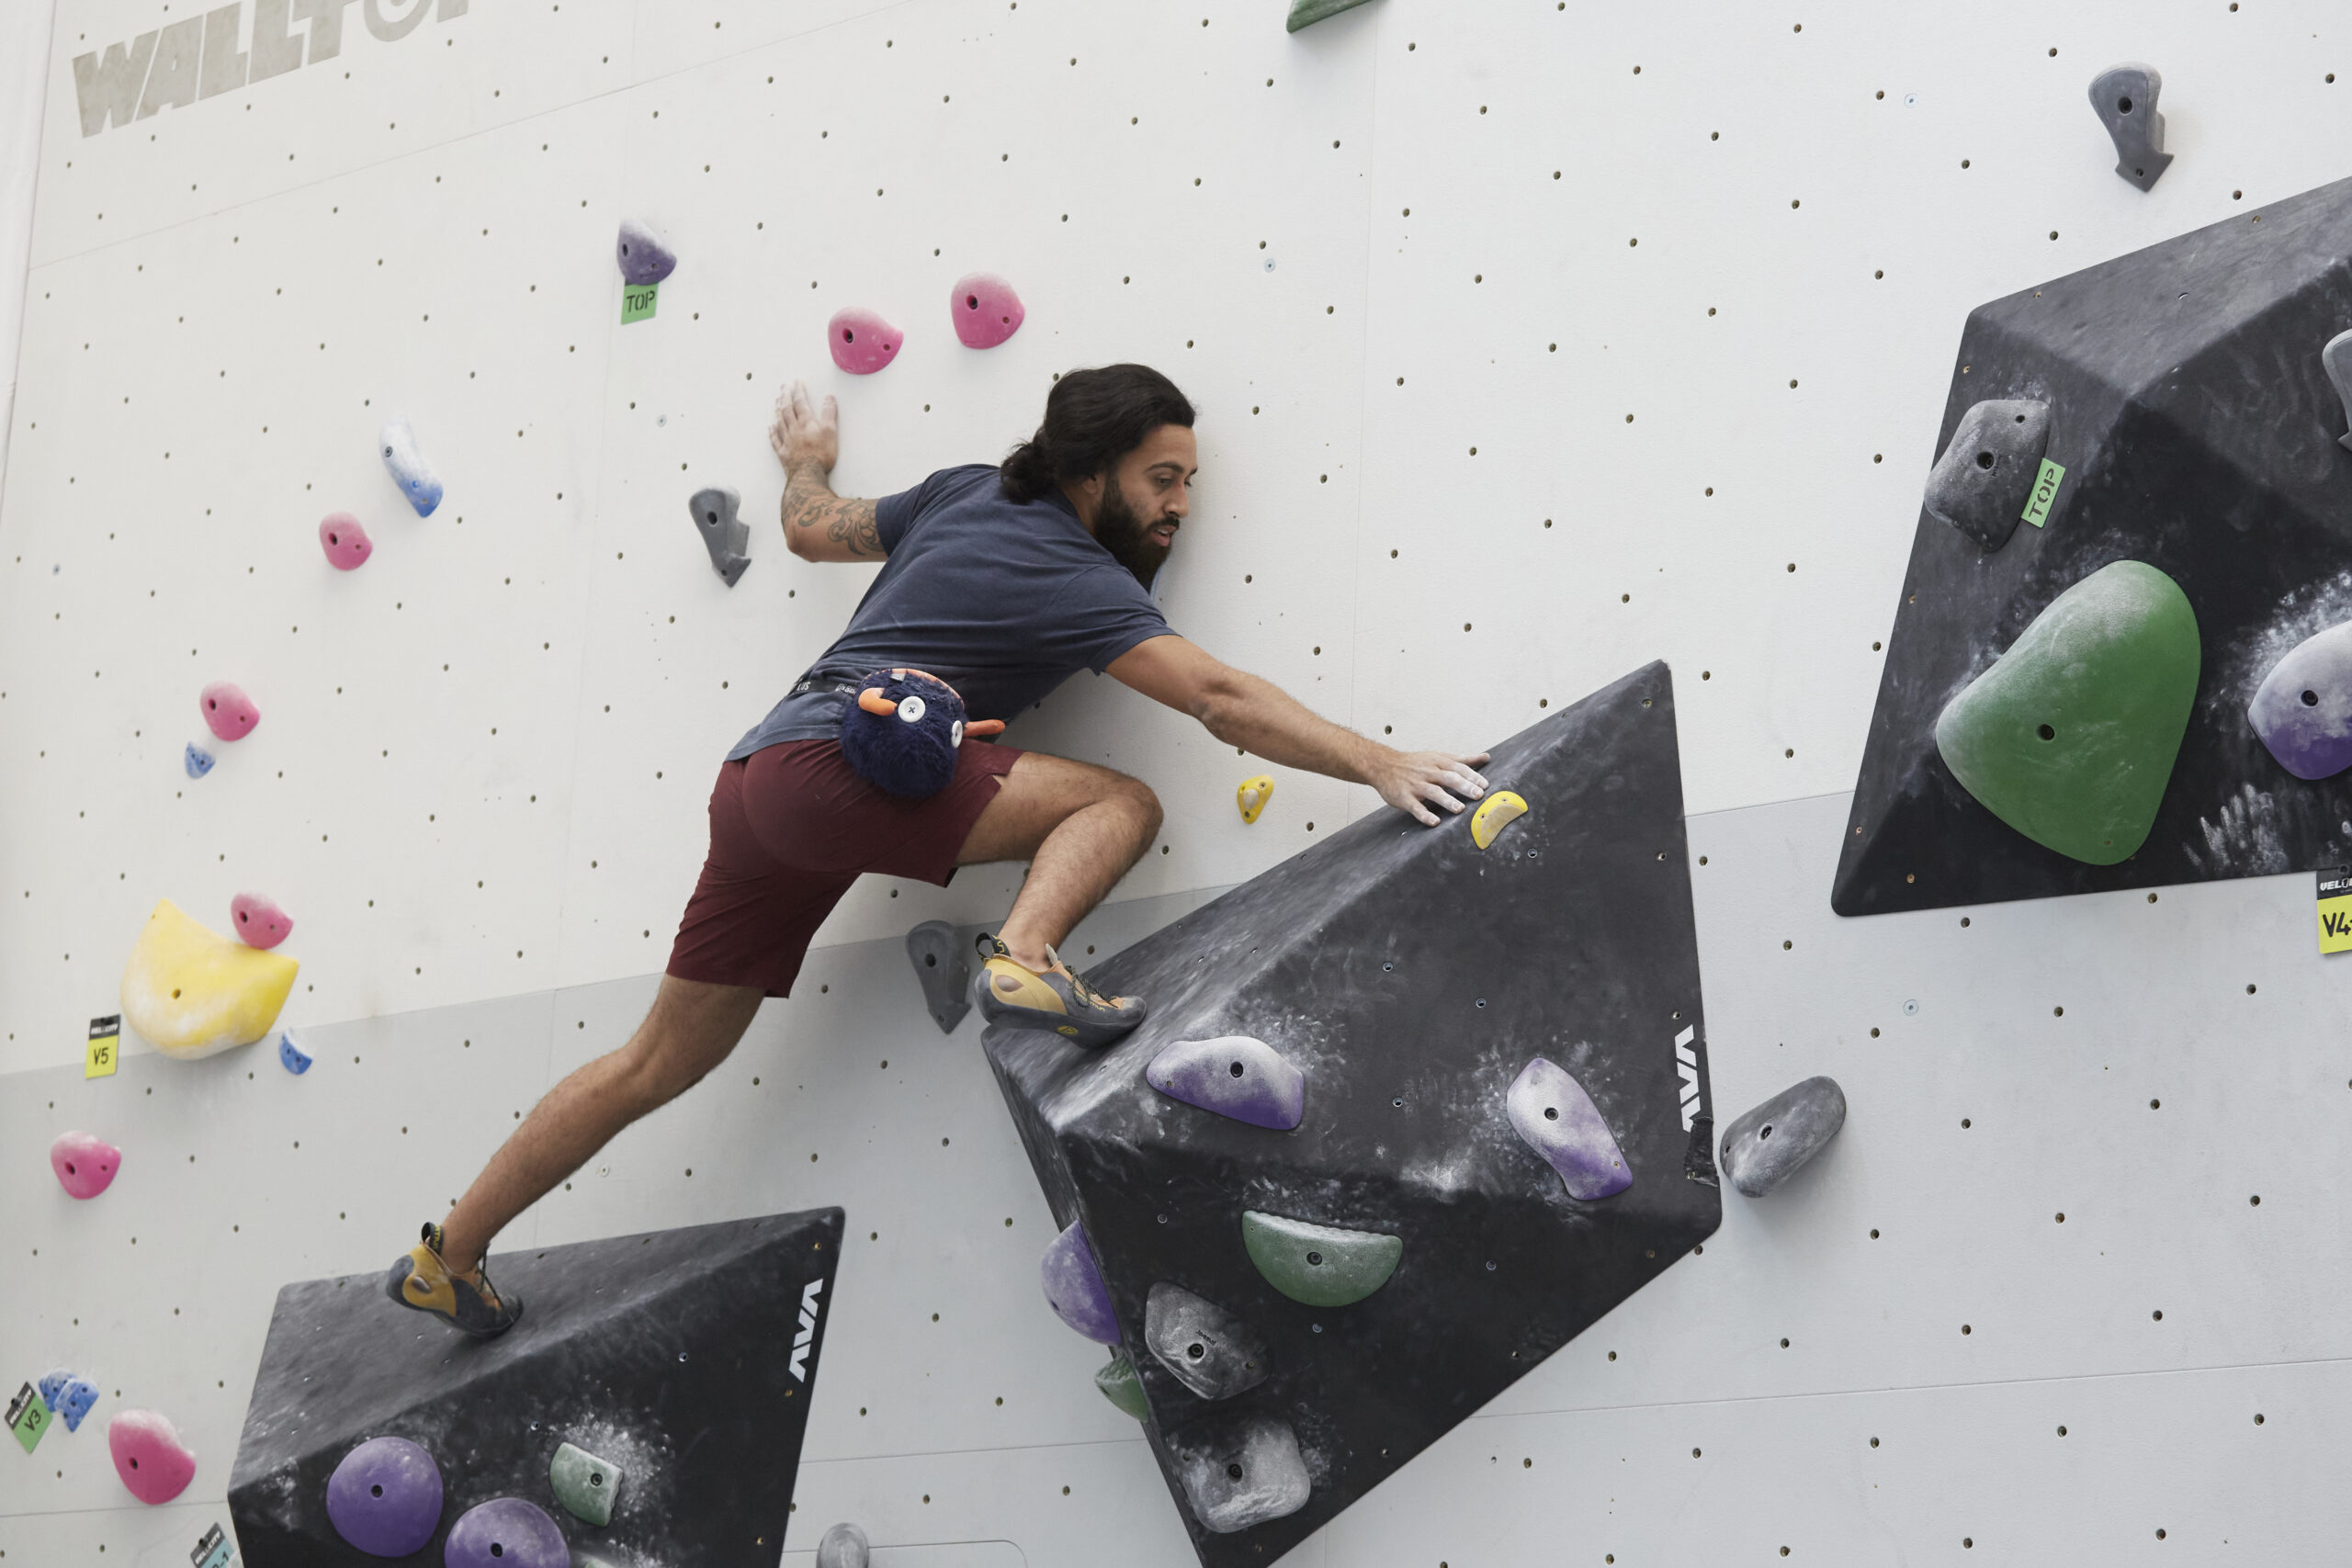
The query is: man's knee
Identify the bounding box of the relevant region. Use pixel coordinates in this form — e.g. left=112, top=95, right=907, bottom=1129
left=1117, top=773, right=1165, bottom=839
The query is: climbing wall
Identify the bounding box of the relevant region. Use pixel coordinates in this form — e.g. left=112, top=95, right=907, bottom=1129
left=8, top=0, right=2352, bottom=1562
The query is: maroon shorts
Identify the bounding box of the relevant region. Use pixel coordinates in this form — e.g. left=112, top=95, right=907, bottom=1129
left=666, top=738, right=1024, bottom=998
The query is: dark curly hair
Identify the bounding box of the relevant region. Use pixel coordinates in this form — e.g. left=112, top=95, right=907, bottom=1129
left=1000, top=364, right=1195, bottom=504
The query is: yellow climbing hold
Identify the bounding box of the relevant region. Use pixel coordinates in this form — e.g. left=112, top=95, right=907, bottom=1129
left=1470, top=790, right=1529, bottom=850
left=119, top=899, right=298, bottom=1060
left=1237, top=773, right=1274, bottom=825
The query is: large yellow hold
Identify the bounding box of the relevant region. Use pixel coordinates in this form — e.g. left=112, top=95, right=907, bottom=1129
left=119, top=899, right=299, bottom=1059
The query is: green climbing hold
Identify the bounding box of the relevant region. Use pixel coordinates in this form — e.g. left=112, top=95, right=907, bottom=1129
left=1240, top=1211, right=1403, bottom=1308
left=1933, top=560, right=2199, bottom=866
left=549, top=1439, right=624, bottom=1528
left=1286, top=0, right=1376, bottom=32
left=1094, top=1348, right=1148, bottom=1422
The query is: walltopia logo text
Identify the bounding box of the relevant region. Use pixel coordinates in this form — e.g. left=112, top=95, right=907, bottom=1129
left=71, top=0, right=469, bottom=140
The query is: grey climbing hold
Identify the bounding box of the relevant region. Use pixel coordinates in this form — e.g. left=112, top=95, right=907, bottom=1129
left=1144, top=1282, right=1270, bottom=1401
left=2088, top=63, right=2173, bottom=192
left=1094, top=1348, right=1148, bottom=1421
left=548, top=1439, right=623, bottom=1527
left=2323, top=329, right=2352, bottom=454
left=1717, top=1076, right=1848, bottom=1198
left=1169, top=1413, right=1312, bottom=1533
left=814, top=1521, right=869, bottom=1568
left=616, top=219, right=677, bottom=286
left=1145, top=1034, right=1305, bottom=1129
left=905, top=919, right=971, bottom=1033
left=185, top=743, right=214, bottom=779
left=1923, top=400, right=2052, bottom=551
left=688, top=486, right=751, bottom=588
left=1286, top=0, right=1375, bottom=32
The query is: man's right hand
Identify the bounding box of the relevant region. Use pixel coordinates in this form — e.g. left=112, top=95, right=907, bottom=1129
left=1369, top=749, right=1493, bottom=828
left=770, top=379, right=839, bottom=477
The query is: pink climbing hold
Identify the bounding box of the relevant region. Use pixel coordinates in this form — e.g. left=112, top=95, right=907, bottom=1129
left=827, top=307, right=903, bottom=375
left=199, top=682, right=260, bottom=742
left=50, top=1131, right=120, bottom=1200
left=107, top=1409, right=197, bottom=1505
left=950, top=273, right=1025, bottom=349
left=318, top=512, right=373, bottom=571
left=230, top=892, right=294, bottom=950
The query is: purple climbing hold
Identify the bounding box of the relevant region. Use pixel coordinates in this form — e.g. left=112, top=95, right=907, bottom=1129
left=827, top=307, right=903, bottom=375
left=616, top=219, right=677, bottom=286
left=2248, top=619, right=2352, bottom=780
left=442, top=1496, right=564, bottom=1568
left=1145, top=1035, right=1305, bottom=1130
left=949, top=272, right=1025, bottom=349
left=326, top=1436, right=444, bottom=1559
left=1506, top=1057, right=1633, bottom=1201
left=185, top=743, right=215, bottom=779
left=1040, top=1219, right=1119, bottom=1344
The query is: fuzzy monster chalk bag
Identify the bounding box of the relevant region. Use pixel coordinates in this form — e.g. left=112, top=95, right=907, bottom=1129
left=840, top=668, right=1004, bottom=798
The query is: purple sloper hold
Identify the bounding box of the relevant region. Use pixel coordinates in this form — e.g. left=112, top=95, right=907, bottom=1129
left=2248, top=619, right=2352, bottom=780
left=1145, top=1035, right=1305, bottom=1130
left=326, top=1436, right=443, bottom=1558
left=1506, top=1057, right=1633, bottom=1200
left=1040, top=1219, right=1119, bottom=1344
left=615, top=219, right=676, bottom=286
left=443, top=1497, right=565, bottom=1568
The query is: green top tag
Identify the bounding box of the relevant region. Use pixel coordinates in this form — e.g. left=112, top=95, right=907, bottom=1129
left=2020, top=457, right=2066, bottom=528
left=621, top=281, right=658, bottom=324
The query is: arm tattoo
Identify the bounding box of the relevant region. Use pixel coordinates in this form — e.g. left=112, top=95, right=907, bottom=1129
left=782, top=463, right=883, bottom=558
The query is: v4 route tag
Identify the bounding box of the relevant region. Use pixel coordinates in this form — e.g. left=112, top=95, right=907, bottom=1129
left=2317, top=865, right=2352, bottom=953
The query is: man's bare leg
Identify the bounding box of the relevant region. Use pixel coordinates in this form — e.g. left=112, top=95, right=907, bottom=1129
left=956, top=750, right=1162, bottom=972
left=436, top=975, right=764, bottom=1275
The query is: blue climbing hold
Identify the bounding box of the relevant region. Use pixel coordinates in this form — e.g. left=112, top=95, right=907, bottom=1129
left=379, top=417, right=443, bottom=517
left=39, top=1371, right=98, bottom=1433
left=185, top=743, right=215, bottom=779
left=278, top=1032, right=312, bottom=1075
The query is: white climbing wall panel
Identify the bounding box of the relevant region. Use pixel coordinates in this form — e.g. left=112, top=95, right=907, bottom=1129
left=6, top=0, right=2352, bottom=1562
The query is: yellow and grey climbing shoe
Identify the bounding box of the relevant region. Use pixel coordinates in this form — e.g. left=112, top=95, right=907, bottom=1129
left=975, top=936, right=1146, bottom=1048
left=384, top=1223, right=523, bottom=1338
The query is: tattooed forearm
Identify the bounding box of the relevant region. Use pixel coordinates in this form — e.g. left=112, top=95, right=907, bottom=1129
left=781, top=459, right=883, bottom=558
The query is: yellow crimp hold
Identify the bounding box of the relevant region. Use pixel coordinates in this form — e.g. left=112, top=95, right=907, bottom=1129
left=119, top=898, right=298, bottom=1060
left=1237, top=774, right=1274, bottom=825
left=1470, top=790, right=1529, bottom=851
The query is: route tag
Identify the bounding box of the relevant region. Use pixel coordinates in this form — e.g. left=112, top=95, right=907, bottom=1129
left=191, top=1522, right=235, bottom=1568
left=2020, top=457, right=2066, bottom=528
left=7, top=1382, right=48, bottom=1454
left=621, top=281, right=658, bottom=324
left=86, top=1014, right=120, bottom=1079
left=2319, top=865, right=2352, bottom=953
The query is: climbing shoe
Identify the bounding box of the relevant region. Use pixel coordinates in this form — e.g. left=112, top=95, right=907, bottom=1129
left=384, top=1223, right=523, bottom=1338
left=975, top=935, right=1146, bottom=1047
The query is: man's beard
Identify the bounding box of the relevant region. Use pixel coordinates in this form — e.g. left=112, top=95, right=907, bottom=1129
left=1094, top=481, right=1170, bottom=590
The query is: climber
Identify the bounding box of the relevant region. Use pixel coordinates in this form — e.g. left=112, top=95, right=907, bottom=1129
left=387, top=363, right=1490, bottom=1336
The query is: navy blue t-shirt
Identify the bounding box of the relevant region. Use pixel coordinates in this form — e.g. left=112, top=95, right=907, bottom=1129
left=727, top=465, right=1176, bottom=759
